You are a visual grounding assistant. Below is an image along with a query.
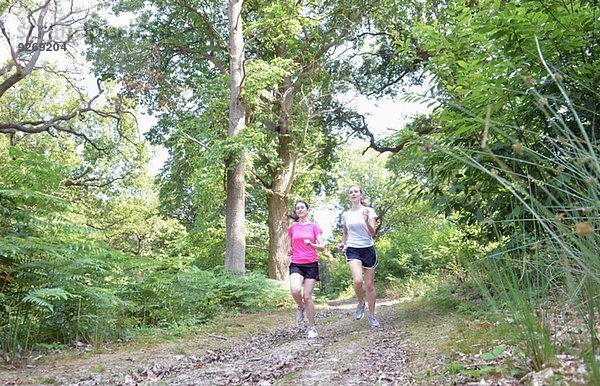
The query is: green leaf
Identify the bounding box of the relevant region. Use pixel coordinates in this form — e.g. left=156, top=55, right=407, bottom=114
left=481, top=345, right=507, bottom=360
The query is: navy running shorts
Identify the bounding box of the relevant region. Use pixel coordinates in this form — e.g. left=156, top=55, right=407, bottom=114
left=345, top=246, right=378, bottom=269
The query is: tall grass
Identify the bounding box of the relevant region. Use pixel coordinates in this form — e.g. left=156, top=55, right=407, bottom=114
left=435, top=46, right=599, bottom=380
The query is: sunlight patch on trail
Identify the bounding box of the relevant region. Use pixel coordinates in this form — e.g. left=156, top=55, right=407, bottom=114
left=325, top=298, right=402, bottom=310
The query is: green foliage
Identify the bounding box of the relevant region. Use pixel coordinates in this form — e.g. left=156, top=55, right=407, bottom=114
left=86, top=175, right=188, bottom=257
left=328, top=149, right=477, bottom=291
left=214, top=268, right=288, bottom=309
left=365, top=0, right=598, bottom=379
left=448, top=362, right=506, bottom=379
left=0, top=70, right=148, bottom=196
left=480, top=244, right=562, bottom=365
left=401, top=0, right=598, bottom=244
left=428, top=56, right=599, bottom=375
left=318, top=251, right=353, bottom=297
left=0, top=1, right=9, bottom=15
left=113, top=261, right=288, bottom=327
left=86, top=1, right=381, bottom=277
left=0, top=57, right=176, bottom=358
left=0, top=138, right=287, bottom=361
left=120, top=263, right=218, bottom=326
left=0, top=142, right=124, bottom=357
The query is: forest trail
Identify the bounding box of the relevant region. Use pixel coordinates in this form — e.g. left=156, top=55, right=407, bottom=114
left=0, top=299, right=505, bottom=386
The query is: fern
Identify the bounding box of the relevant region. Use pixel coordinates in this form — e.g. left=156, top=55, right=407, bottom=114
left=22, top=288, right=73, bottom=313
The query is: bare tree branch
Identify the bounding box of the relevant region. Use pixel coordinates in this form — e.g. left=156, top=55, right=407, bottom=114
left=0, top=0, right=90, bottom=98
left=63, top=170, right=132, bottom=188
left=339, top=112, right=439, bottom=154
left=0, top=79, right=118, bottom=152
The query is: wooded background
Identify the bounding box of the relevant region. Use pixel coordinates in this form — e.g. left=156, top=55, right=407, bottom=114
left=1, top=0, right=598, bottom=380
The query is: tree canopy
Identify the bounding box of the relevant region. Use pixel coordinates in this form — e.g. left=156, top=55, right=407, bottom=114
left=1, top=1, right=598, bottom=380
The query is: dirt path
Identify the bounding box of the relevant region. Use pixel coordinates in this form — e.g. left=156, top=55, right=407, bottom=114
left=1, top=299, right=486, bottom=386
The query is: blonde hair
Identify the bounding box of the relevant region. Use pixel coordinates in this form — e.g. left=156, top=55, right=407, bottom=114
left=348, top=184, right=370, bottom=206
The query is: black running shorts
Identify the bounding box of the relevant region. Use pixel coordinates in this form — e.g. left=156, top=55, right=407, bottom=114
left=289, top=262, right=319, bottom=280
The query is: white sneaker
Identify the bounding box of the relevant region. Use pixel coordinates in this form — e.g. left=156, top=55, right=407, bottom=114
left=307, top=326, right=318, bottom=338
left=355, top=302, right=366, bottom=320
left=368, top=314, right=380, bottom=328
left=296, top=306, right=304, bottom=323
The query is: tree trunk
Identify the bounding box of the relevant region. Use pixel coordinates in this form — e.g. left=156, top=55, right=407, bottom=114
left=267, top=192, right=290, bottom=280
left=225, top=0, right=246, bottom=275
left=266, top=73, right=296, bottom=281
